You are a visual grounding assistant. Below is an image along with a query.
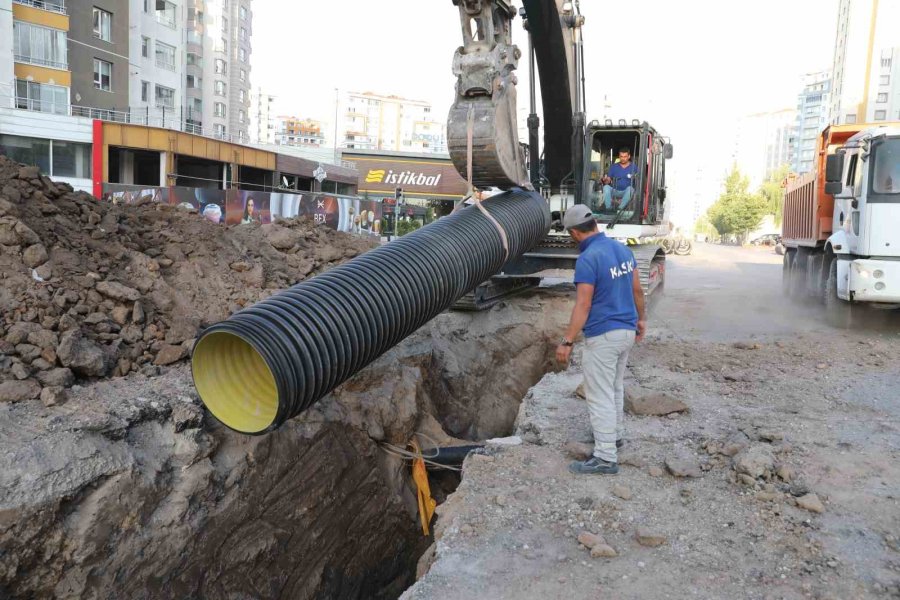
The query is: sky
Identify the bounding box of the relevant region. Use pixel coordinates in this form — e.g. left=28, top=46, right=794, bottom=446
left=253, top=0, right=840, bottom=225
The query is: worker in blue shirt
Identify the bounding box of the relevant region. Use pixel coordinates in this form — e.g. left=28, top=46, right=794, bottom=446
left=557, top=204, right=647, bottom=475
left=601, top=148, right=638, bottom=211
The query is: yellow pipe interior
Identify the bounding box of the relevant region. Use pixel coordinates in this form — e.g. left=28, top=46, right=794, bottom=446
left=191, top=331, right=279, bottom=434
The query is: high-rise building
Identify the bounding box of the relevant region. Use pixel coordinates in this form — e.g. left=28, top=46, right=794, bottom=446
left=128, top=0, right=185, bottom=123
left=187, top=0, right=253, bottom=140
left=67, top=0, right=129, bottom=113
left=342, top=91, right=447, bottom=154
left=733, top=108, right=797, bottom=188
left=793, top=71, right=832, bottom=174
left=830, top=0, right=900, bottom=124
left=5, top=0, right=71, bottom=114
left=249, top=87, right=274, bottom=144
left=275, top=116, right=325, bottom=148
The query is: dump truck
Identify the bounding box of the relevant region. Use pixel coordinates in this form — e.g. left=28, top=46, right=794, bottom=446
left=782, top=122, right=900, bottom=325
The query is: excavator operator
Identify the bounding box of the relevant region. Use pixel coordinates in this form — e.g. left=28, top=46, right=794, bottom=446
left=601, top=148, right=637, bottom=211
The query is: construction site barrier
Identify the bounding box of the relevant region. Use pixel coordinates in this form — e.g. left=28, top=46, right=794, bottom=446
left=191, top=189, right=551, bottom=434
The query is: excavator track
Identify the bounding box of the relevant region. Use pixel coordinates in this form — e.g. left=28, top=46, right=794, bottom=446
left=631, top=244, right=666, bottom=296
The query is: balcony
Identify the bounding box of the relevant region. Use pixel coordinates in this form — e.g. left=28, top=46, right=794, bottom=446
left=12, top=0, right=66, bottom=14
left=14, top=54, right=68, bottom=71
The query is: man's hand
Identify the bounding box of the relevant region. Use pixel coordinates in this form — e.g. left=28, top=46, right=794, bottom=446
left=601, top=176, right=612, bottom=185
left=556, top=344, right=573, bottom=365
left=636, top=320, right=647, bottom=342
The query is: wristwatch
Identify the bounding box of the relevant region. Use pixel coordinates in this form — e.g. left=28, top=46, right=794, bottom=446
left=560, top=337, right=575, bottom=347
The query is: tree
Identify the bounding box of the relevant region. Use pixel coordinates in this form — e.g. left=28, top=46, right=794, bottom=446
left=693, top=214, right=717, bottom=240
left=758, top=164, right=791, bottom=225
left=706, top=166, right=768, bottom=237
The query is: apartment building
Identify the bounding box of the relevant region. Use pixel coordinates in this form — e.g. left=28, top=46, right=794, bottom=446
left=6, top=0, right=71, bottom=113
left=275, top=116, right=325, bottom=148
left=793, top=72, right=832, bottom=174
left=249, top=87, right=274, bottom=144
left=733, top=108, right=797, bottom=188
left=830, top=0, right=900, bottom=124
left=343, top=91, right=447, bottom=154
left=128, top=0, right=185, bottom=123
left=66, top=0, right=129, bottom=112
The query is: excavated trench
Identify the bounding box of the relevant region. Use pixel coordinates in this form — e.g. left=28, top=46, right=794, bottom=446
left=0, top=289, right=571, bottom=600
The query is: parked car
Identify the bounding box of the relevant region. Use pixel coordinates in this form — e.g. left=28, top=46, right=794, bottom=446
left=750, top=233, right=782, bottom=246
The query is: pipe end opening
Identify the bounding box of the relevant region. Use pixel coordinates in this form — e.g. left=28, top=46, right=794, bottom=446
left=192, top=331, right=279, bottom=434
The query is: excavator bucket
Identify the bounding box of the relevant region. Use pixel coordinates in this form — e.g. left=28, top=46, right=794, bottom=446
left=448, top=0, right=529, bottom=189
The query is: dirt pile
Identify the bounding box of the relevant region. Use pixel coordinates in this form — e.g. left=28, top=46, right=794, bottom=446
left=0, top=155, right=376, bottom=403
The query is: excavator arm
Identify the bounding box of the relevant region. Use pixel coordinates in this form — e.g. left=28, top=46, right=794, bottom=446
left=448, top=0, right=583, bottom=194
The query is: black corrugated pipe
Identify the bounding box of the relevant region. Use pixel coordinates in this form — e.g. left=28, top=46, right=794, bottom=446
left=191, top=189, right=550, bottom=434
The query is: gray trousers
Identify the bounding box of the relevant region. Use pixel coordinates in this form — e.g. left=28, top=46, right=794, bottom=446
left=582, top=329, right=635, bottom=462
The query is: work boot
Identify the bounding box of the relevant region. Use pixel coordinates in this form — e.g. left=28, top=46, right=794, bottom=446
left=569, top=457, right=619, bottom=475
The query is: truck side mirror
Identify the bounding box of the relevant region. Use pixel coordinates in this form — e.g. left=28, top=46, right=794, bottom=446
left=663, top=144, right=674, bottom=159
left=824, top=181, right=843, bottom=196
left=659, top=188, right=667, bottom=201
left=825, top=153, right=844, bottom=183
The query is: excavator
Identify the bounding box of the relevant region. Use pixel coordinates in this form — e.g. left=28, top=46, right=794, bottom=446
left=447, top=0, right=673, bottom=309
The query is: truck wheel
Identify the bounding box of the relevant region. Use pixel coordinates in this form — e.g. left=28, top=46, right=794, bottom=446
left=782, top=251, right=793, bottom=297
left=789, top=250, right=807, bottom=300
left=775, top=243, right=785, bottom=256
left=825, top=259, right=853, bottom=328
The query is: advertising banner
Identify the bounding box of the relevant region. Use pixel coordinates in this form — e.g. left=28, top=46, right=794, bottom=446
left=343, top=153, right=468, bottom=198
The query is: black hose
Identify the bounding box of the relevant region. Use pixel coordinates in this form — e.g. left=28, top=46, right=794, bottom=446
left=191, top=189, right=551, bottom=434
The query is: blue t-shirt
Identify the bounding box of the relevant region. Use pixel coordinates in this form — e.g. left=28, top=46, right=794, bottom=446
left=573, top=233, right=639, bottom=338
left=608, top=162, right=637, bottom=192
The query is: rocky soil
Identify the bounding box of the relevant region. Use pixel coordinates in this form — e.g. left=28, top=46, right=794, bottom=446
left=0, top=155, right=374, bottom=406
left=405, top=246, right=900, bottom=600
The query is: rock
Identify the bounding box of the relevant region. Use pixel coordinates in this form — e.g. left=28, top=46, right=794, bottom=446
left=738, top=474, right=758, bottom=487
left=648, top=466, right=664, bottom=477
left=755, top=491, right=779, bottom=502
left=153, top=344, right=187, bottom=366
left=577, top=532, right=606, bottom=549
left=31, top=358, right=52, bottom=371
left=34, top=264, right=52, bottom=280
left=732, top=446, right=776, bottom=479
left=96, top=281, right=141, bottom=302
left=733, top=341, right=761, bottom=350
left=635, top=528, right=667, bottom=547
left=15, top=344, right=42, bottom=362
left=665, top=453, right=702, bottom=478
left=564, top=441, right=594, bottom=461
left=230, top=261, right=251, bottom=272
left=171, top=402, right=203, bottom=433
left=0, top=222, right=19, bottom=245
left=6, top=322, right=41, bottom=345
left=776, top=465, right=796, bottom=483
left=758, top=430, right=784, bottom=442
left=624, top=388, right=689, bottom=416
left=27, top=329, right=58, bottom=350
left=720, top=431, right=751, bottom=457
left=611, top=485, right=632, bottom=500
left=460, top=524, right=474, bottom=535
left=18, top=165, right=40, bottom=180
left=111, top=306, right=131, bottom=325
left=41, top=347, right=57, bottom=364
left=590, top=544, right=618, bottom=558
left=37, top=368, right=75, bottom=388
left=11, top=362, right=30, bottom=380
left=57, top=329, right=109, bottom=377
left=0, top=379, right=42, bottom=403
left=575, top=382, right=586, bottom=399
left=84, top=312, right=108, bottom=325
left=262, top=224, right=300, bottom=250
left=796, top=493, right=825, bottom=514
left=132, top=301, right=146, bottom=324
left=22, top=244, right=49, bottom=268
left=618, top=453, right=645, bottom=468
left=40, top=386, right=66, bottom=407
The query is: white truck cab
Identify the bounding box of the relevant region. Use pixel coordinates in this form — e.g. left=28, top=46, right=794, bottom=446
left=825, top=126, right=900, bottom=306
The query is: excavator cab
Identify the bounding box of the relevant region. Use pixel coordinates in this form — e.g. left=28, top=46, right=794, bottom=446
left=585, top=121, right=671, bottom=227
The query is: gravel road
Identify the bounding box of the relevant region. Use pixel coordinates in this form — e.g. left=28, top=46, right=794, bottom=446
left=404, top=243, right=900, bottom=600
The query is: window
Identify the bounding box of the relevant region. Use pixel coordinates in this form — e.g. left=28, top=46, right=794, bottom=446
left=217, top=37, right=227, bottom=52
left=141, top=80, right=150, bottom=102
left=872, top=139, right=900, bottom=195
left=93, top=59, right=112, bottom=91
left=877, top=93, right=889, bottom=103
left=881, top=75, right=891, bottom=86
left=239, top=48, right=246, bottom=62
left=186, top=75, right=201, bottom=88
left=187, top=52, right=202, bottom=68
left=143, top=0, right=149, bottom=12
left=239, top=110, right=245, bottom=123
left=214, top=102, right=226, bottom=117
left=221, top=16, right=228, bottom=32
left=155, top=85, right=175, bottom=108
left=0, top=135, right=91, bottom=179
left=240, top=27, right=247, bottom=40
left=846, top=114, right=857, bottom=124
left=93, top=8, right=112, bottom=41
left=213, top=124, right=226, bottom=138
left=155, top=0, right=176, bottom=27
left=13, top=21, right=68, bottom=70
left=240, top=5, right=247, bottom=19
left=874, top=110, right=887, bottom=120
left=155, top=41, right=176, bottom=71
left=239, top=69, right=246, bottom=82
left=215, top=81, right=226, bottom=96
left=141, top=36, right=149, bottom=58
left=239, top=89, right=245, bottom=103
left=15, top=80, right=67, bottom=114
left=215, top=58, right=227, bottom=74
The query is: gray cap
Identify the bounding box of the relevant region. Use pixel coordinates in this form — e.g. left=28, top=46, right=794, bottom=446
left=562, top=204, right=595, bottom=230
